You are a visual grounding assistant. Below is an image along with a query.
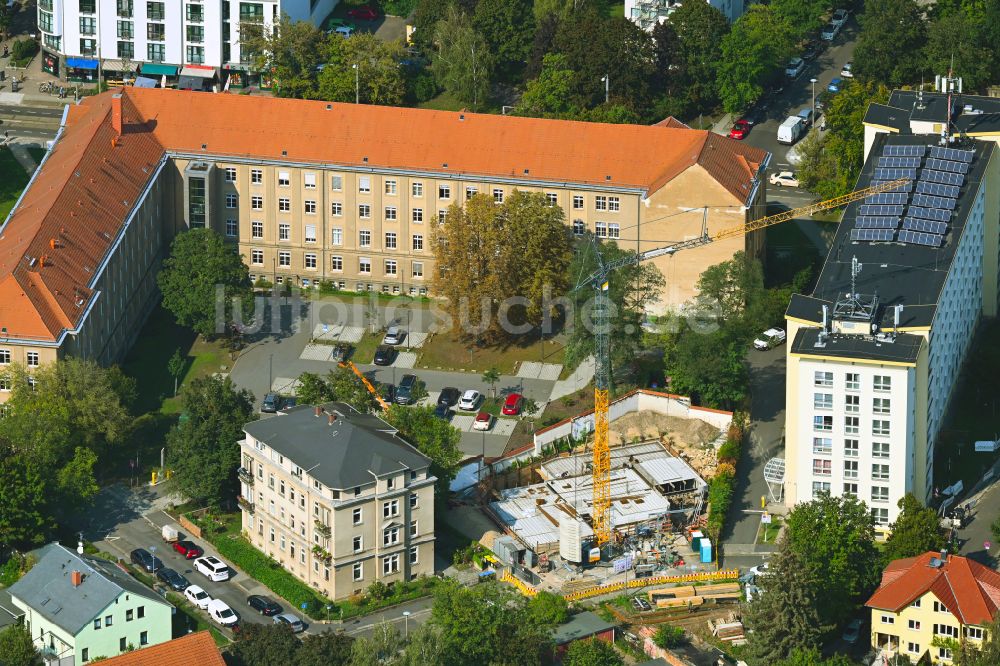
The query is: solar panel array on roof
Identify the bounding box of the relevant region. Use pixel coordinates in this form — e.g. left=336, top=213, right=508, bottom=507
left=865, top=192, right=909, bottom=205
left=919, top=169, right=964, bottom=186
left=874, top=168, right=918, bottom=181
left=930, top=146, right=974, bottom=163
left=878, top=156, right=922, bottom=169
left=856, top=216, right=900, bottom=229
left=883, top=145, right=926, bottom=157
left=915, top=181, right=960, bottom=198
left=859, top=204, right=905, bottom=217
left=903, top=217, right=948, bottom=235
left=926, top=158, right=970, bottom=174
left=908, top=206, right=951, bottom=222
left=912, top=194, right=957, bottom=210
left=898, top=229, right=945, bottom=247
left=851, top=228, right=895, bottom=242
left=870, top=180, right=913, bottom=193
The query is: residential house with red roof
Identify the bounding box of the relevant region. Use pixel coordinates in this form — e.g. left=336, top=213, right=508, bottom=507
left=865, top=551, right=1000, bottom=663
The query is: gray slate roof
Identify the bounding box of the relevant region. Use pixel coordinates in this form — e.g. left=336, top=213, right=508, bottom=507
left=551, top=611, right=618, bottom=645
left=8, top=544, right=169, bottom=636
left=243, top=402, right=432, bottom=491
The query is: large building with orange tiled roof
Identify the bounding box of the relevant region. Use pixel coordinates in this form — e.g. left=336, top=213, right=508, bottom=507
left=0, top=88, right=769, bottom=397
left=85, top=631, right=225, bottom=665
left=865, top=551, right=1000, bottom=663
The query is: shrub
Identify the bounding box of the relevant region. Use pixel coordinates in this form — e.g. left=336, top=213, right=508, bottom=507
left=410, top=70, right=438, bottom=103
left=653, top=624, right=686, bottom=649
left=717, top=439, right=741, bottom=464
left=11, top=39, right=38, bottom=62
left=716, top=462, right=736, bottom=478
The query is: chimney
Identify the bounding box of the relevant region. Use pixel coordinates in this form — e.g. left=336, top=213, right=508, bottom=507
left=111, top=93, right=123, bottom=138
left=328, top=412, right=336, bottom=425
left=71, top=570, right=83, bottom=587
left=314, top=406, right=322, bottom=417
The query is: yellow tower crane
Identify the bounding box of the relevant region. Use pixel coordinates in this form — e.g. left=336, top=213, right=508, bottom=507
left=583, top=177, right=909, bottom=548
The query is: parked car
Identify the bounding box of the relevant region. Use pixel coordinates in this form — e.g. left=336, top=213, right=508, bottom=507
left=172, top=540, right=204, bottom=560
left=831, top=8, right=849, bottom=27
left=325, top=17, right=354, bottom=30
left=458, top=390, right=482, bottom=411
left=433, top=403, right=453, bottom=420
left=373, top=345, right=396, bottom=366
left=801, top=40, right=821, bottom=60
left=281, top=396, right=296, bottom=410
left=827, top=77, right=843, bottom=93
left=248, top=595, right=282, bottom=616
left=437, top=387, right=460, bottom=406
left=785, top=57, right=805, bottom=78
left=749, top=562, right=771, bottom=578
left=333, top=25, right=354, bottom=37
left=156, top=568, right=190, bottom=591
left=821, top=21, right=841, bottom=41
left=841, top=61, right=854, bottom=78
left=797, top=108, right=815, bottom=127
left=208, top=599, right=239, bottom=627
left=129, top=548, right=162, bottom=573
left=776, top=116, right=806, bottom=144
left=194, top=555, right=230, bottom=582
left=754, top=328, right=787, bottom=350
left=814, top=90, right=833, bottom=111
left=473, top=412, right=493, bottom=431
left=395, top=374, right=418, bottom=405
left=273, top=613, right=306, bottom=633
left=769, top=171, right=800, bottom=188
left=331, top=343, right=351, bottom=363
left=161, top=525, right=179, bottom=543
left=184, top=584, right=212, bottom=609
left=347, top=5, right=379, bottom=20
left=260, top=392, right=280, bottom=413
left=382, top=325, right=405, bottom=346
left=502, top=393, right=524, bottom=416
left=842, top=619, right=862, bottom=644
left=727, top=119, right=751, bottom=140
left=378, top=382, right=396, bottom=403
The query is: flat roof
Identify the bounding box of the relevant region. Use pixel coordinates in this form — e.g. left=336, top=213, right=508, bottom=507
left=540, top=441, right=704, bottom=489
left=552, top=611, right=617, bottom=645
left=490, top=482, right=594, bottom=550
left=791, top=328, right=923, bottom=365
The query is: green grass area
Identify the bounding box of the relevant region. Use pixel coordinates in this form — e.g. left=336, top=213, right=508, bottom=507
left=536, top=386, right=595, bottom=428
left=351, top=330, right=382, bottom=364
left=417, top=90, right=466, bottom=112
left=416, top=329, right=565, bottom=374
left=759, top=516, right=783, bottom=544
left=0, top=146, right=31, bottom=220
left=935, top=320, right=1000, bottom=493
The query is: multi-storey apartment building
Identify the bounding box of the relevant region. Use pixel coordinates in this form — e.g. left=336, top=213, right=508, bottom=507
left=783, top=96, right=1000, bottom=530
left=238, top=402, right=436, bottom=599
left=865, top=551, right=999, bottom=664
left=624, top=0, right=745, bottom=31
left=37, top=0, right=334, bottom=83
left=0, top=88, right=768, bottom=402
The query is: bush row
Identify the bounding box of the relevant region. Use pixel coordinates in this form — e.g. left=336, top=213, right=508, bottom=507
left=705, top=413, right=748, bottom=540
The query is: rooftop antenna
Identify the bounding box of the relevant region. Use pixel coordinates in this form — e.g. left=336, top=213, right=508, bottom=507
left=917, top=76, right=925, bottom=110
left=851, top=256, right=862, bottom=299
left=893, top=304, right=904, bottom=335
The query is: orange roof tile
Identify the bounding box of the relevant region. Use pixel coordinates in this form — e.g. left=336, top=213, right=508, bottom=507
left=866, top=551, right=1000, bottom=625
left=92, top=631, right=225, bottom=666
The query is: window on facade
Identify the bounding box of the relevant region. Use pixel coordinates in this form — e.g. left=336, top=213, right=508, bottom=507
left=278, top=198, right=290, bottom=213
left=251, top=250, right=263, bottom=265
left=966, top=627, right=983, bottom=640
left=814, top=393, right=833, bottom=410
left=26, top=352, right=39, bottom=367
left=304, top=200, right=316, bottom=215
left=872, top=508, right=889, bottom=525
left=359, top=204, right=371, bottom=219
left=384, top=206, right=397, bottom=221
left=359, top=230, right=371, bottom=247
left=80, top=38, right=97, bottom=55
left=813, top=415, right=832, bottom=431
left=39, top=12, right=54, bottom=33
left=251, top=196, right=263, bottom=210
left=545, top=192, right=558, bottom=206
left=147, top=42, right=165, bottom=60
left=94, top=618, right=101, bottom=630
left=873, top=398, right=891, bottom=414
left=843, top=483, right=857, bottom=497
left=80, top=16, right=96, bottom=34
left=304, top=225, right=316, bottom=243
left=251, top=169, right=262, bottom=184
left=438, top=210, right=447, bottom=224
left=872, top=442, right=890, bottom=459
left=412, top=262, right=423, bottom=278
left=331, top=175, right=343, bottom=191
left=814, top=371, right=833, bottom=387
left=384, top=179, right=396, bottom=195
left=845, top=394, right=859, bottom=413
left=186, top=25, right=204, bottom=43
left=353, top=562, right=363, bottom=580
left=186, top=46, right=205, bottom=63
left=811, top=481, right=830, bottom=497
left=224, top=193, right=237, bottom=209
left=353, top=535, right=363, bottom=552
left=466, top=186, right=477, bottom=200
left=410, top=520, right=418, bottom=537
left=908, top=620, right=921, bottom=631
left=225, top=219, right=237, bottom=237
left=384, top=232, right=397, bottom=249
left=276, top=171, right=290, bottom=187
left=184, top=2, right=202, bottom=21
left=845, top=416, right=859, bottom=435
left=327, top=200, right=341, bottom=217
left=871, top=486, right=889, bottom=503
left=303, top=173, right=316, bottom=189
left=572, top=219, right=585, bottom=235
left=126, top=609, right=133, bottom=621
left=105, top=615, right=113, bottom=627
left=935, top=624, right=958, bottom=638
left=873, top=420, right=890, bottom=437
left=439, top=184, right=451, bottom=199
left=493, top=188, right=504, bottom=204
left=845, top=373, right=860, bottom=390
left=572, top=195, right=584, bottom=209
left=874, top=375, right=891, bottom=392
left=844, top=460, right=858, bottom=479
left=812, top=437, right=832, bottom=454
left=305, top=254, right=317, bottom=269
left=117, top=20, right=133, bottom=38
left=383, top=499, right=399, bottom=518
left=119, top=638, right=127, bottom=652
left=812, top=459, right=831, bottom=476
left=608, top=196, right=620, bottom=211
left=0, top=350, right=9, bottom=364
left=223, top=167, right=237, bottom=182
left=278, top=223, right=290, bottom=241
left=251, top=221, right=263, bottom=239
left=595, top=196, right=608, bottom=211
left=359, top=258, right=371, bottom=274
left=383, top=527, right=400, bottom=546
left=872, top=464, right=890, bottom=480
left=358, top=176, right=371, bottom=193
left=331, top=227, right=343, bottom=245
left=278, top=252, right=290, bottom=268
left=412, top=182, right=423, bottom=197
left=844, top=439, right=859, bottom=457
left=385, top=260, right=397, bottom=276
left=412, top=208, right=423, bottom=223
left=383, top=554, right=400, bottom=575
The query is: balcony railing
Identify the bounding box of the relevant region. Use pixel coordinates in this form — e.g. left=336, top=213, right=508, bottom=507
left=238, top=467, right=254, bottom=485
left=314, top=520, right=331, bottom=539
left=237, top=495, right=255, bottom=514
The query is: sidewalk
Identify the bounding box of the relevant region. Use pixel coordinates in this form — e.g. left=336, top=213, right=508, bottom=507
left=549, top=355, right=594, bottom=401
left=4, top=137, right=40, bottom=173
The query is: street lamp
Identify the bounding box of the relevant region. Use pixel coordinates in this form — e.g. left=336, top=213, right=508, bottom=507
left=810, top=77, right=817, bottom=117
left=600, top=75, right=609, bottom=104
left=402, top=610, right=411, bottom=638
left=352, top=63, right=359, bottom=104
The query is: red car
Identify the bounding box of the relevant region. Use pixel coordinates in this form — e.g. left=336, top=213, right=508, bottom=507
left=502, top=393, right=524, bottom=416
left=173, top=540, right=204, bottom=559
left=727, top=119, right=750, bottom=140
left=347, top=5, right=379, bottom=20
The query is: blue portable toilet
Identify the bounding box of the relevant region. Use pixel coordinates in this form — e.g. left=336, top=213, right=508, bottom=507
left=700, top=537, right=713, bottom=563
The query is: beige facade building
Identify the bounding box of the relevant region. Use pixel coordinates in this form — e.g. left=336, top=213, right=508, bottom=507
left=238, top=402, right=436, bottom=599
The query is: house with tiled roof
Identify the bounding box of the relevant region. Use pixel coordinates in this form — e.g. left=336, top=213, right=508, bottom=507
left=865, top=551, right=1000, bottom=663
left=90, top=631, right=224, bottom=665
left=0, top=88, right=770, bottom=394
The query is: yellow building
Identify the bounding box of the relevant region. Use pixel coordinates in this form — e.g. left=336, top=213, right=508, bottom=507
left=866, top=551, right=998, bottom=663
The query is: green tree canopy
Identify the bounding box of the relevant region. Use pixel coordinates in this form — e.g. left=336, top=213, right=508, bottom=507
left=664, top=0, right=730, bottom=110
left=563, top=637, right=623, bottom=666
left=240, top=15, right=327, bottom=99
left=411, top=0, right=453, bottom=49
left=0, top=622, right=42, bottom=666
left=227, top=623, right=303, bottom=666
left=769, top=0, right=827, bottom=39
left=158, top=228, right=252, bottom=338
left=518, top=53, right=577, bottom=118
left=317, top=33, right=406, bottom=105
left=954, top=612, right=1000, bottom=665
left=166, top=375, right=255, bottom=507
left=883, top=493, right=945, bottom=562
left=296, top=629, right=354, bottom=666
left=0, top=454, right=55, bottom=548
left=853, top=0, right=927, bottom=86
left=717, top=6, right=795, bottom=113
left=773, top=647, right=860, bottom=666
left=326, top=366, right=377, bottom=413
left=784, top=492, right=882, bottom=626
left=526, top=590, right=569, bottom=626
left=296, top=371, right=337, bottom=405
left=924, top=11, right=992, bottom=90
left=472, top=0, right=534, bottom=80
left=432, top=6, right=494, bottom=110
left=348, top=621, right=405, bottom=666
left=384, top=405, right=462, bottom=494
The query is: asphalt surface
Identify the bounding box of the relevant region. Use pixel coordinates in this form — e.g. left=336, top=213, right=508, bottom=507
left=0, top=102, right=62, bottom=141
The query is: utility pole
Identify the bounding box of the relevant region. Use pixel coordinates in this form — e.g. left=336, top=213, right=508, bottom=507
left=352, top=63, right=358, bottom=104
left=601, top=75, right=609, bottom=104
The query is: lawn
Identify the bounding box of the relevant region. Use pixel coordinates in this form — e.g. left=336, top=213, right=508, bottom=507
left=758, top=515, right=783, bottom=544
left=351, top=330, right=382, bottom=365
left=417, top=90, right=466, bottom=112
left=0, top=146, right=31, bottom=220
left=536, top=385, right=595, bottom=428
left=416, top=329, right=566, bottom=374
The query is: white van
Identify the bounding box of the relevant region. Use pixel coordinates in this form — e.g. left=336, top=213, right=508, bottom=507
left=777, top=116, right=806, bottom=145
left=194, top=555, right=230, bottom=582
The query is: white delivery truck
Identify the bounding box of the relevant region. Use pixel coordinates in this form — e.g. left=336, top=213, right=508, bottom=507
left=777, top=116, right=806, bottom=145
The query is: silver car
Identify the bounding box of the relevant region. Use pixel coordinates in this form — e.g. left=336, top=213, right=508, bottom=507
left=274, top=613, right=305, bottom=633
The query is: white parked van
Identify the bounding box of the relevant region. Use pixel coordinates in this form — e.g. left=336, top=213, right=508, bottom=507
left=777, top=116, right=806, bottom=145
left=194, top=555, right=230, bottom=582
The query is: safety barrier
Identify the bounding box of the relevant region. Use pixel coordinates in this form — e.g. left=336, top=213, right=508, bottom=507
left=499, top=567, right=740, bottom=602
left=499, top=569, right=539, bottom=597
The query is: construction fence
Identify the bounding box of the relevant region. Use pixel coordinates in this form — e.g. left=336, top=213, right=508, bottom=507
left=498, top=567, right=740, bottom=602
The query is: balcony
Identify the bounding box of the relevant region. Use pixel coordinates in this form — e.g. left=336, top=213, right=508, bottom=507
left=237, top=495, right=255, bottom=514
left=314, top=520, right=331, bottom=539
left=311, top=545, right=332, bottom=563
left=238, top=467, right=254, bottom=485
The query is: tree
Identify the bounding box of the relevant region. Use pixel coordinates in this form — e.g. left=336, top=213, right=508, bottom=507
left=430, top=580, right=551, bottom=666
left=158, top=228, right=252, bottom=338
left=432, top=6, right=493, bottom=110
left=399, top=624, right=447, bottom=666
left=663, top=327, right=749, bottom=409
left=665, top=0, right=730, bottom=110
left=563, top=638, right=623, bottom=666
left=317, top=33, right=406, bottom=105
left=884, top=494, right=946, bottom=562
left=411, top=0, right=453, bottom=50
left=773, top=647, right=859, bottom=666
left=853, top=0, right=927, bottom=86
left=526, top=10, right=561, bottom=78
left=167, top=348, right=185, bottom=396
left=784, top=492, right=881, bottom=626
left=481, top=367, right=500, bottom=400
left=472, top=0, right=534, bottom=81
left=383, top=405, right=462, bottom=493
left=693, top=251, right=765, bottom=327
left=432, top=191, right=573, bottom=343
left=0, top=454, right=55, bottom=549
left=296, top=629, right=354, bottom=666
left=55, top=447, right=100, bottom=508
left=227, top=623, right=302, bottom=666
left=518, top=53, right=577, bottom=118
left=924, top=11, right=991, bottom=90
left=652, top=624, right=685, bottom=649
left=166, top=375, right=255, bottom=507
left=296, top=371, right=336, bottom=405
left=326, top=366, right=377, bottom=413
left=743, top=546, right=834, bottom=665
left=526, top=590, right=569, bottom=626
left=0, top=622, right=42, bottom=666
left=239, top=15, right=326, bottom=98
left=717, top=6, right=795, bottom=113
left=769, top=0, right=826, bottom=39
left=954, top=613, right=1000, bottom=666
left=348, top=621, right=404, bottom=666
